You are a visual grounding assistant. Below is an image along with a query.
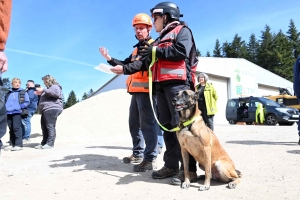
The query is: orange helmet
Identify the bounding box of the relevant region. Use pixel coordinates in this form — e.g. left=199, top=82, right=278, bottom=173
left=132, top=13, right=152, bottom=28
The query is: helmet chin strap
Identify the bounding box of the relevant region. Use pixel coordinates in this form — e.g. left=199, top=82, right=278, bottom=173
left=163, top=15, right=169, bottom=28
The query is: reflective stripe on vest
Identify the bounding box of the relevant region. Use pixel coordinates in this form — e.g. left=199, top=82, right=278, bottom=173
left=160, top=68, right=185, bottom=75
left=126, top=39, right=154, bottom=93
left=152, top=25, right=187, bottom=82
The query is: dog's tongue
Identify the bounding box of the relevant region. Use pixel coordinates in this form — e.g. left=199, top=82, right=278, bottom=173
left=176, top=104, right=184, bottom=109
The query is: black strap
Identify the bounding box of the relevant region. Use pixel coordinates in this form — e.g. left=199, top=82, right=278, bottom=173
left=5, top=90, right=26, bottom=105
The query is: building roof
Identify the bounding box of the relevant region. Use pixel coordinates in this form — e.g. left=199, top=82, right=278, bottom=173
left=92, top=57, right=293, bottom=96
left=197, top=57, right=292, bottom=89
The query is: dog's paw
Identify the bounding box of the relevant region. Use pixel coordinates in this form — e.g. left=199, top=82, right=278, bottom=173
left=228, top=182, right=236, bottom=189
left=181, top=182, right=190, bottom=189
left=198, top=185, right=210, bottom=191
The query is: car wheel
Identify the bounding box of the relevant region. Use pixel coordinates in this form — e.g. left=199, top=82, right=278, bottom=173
left=287, top=122, right=295, bottom=126
left=266, top=114, right=278, bottom=126
left=246, top=122, right=253, bottom=125
left=228, top=120, right=237, bottom=124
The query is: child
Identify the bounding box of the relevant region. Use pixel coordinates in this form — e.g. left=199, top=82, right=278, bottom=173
left=4, top=78, right=29, bottom=151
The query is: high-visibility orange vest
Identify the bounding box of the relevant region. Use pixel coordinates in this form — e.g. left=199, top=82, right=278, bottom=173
left=126, top=39, right=154, bottom=93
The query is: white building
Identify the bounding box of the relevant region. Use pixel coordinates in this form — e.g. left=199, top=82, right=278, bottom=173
left=92, top=57, right=293, bottom=124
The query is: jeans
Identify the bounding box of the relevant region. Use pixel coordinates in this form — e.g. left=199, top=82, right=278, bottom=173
left=0, top=85, right=7, bottom=156
left=297, top=99, right=300, bottom=136
left=206, top=115, right=215, bottom=131
left=7, top=114, right=23, bottom=147
left=158, top=130, right=164, bottom=148
left=41, top=109, right=62, bottom=146
left=22, top=110, right=35, bottom=139
left=129, top=93, right=159, bottom=162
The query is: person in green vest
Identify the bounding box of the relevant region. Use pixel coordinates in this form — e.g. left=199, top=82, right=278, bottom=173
left=255, top=103, right=265, bottom=125
left=195, top=73, right=218, bottom=131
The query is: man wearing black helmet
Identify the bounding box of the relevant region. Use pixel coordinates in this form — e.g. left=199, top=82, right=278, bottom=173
left=110, top=2, right=199, bottom=185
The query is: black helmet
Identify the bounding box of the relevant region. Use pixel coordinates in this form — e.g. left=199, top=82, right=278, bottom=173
left=150, top=2, right=183, bottom=20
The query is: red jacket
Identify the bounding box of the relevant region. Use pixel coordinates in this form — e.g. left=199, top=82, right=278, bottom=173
left=151, top=25, right=187, bottom=82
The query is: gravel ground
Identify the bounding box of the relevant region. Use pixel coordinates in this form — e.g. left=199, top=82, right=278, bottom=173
left=1, top=89, right=300, bottom=200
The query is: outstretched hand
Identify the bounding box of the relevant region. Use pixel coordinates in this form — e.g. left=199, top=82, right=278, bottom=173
left=0, top=51, right=8, bottom=73
left=99, top=47, right=112, bottom=61
left=110, top=65, right=124, bottom=75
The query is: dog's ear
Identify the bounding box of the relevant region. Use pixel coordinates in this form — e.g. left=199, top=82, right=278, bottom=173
left=182, top=90, right=189, bottom=101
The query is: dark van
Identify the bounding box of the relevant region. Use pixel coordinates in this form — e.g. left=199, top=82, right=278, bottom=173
left=226, top=96, right=299, bottom=126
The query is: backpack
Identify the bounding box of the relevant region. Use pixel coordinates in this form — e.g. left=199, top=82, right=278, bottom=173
left=5, top=90, right=29, bottom=118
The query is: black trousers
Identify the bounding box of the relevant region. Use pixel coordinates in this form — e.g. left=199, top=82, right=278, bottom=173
left=156, top=83, right=197, bottom=172
left=40, top=109, right=62, bottom=146
left=0, top=85, right=7, bottom=155
left=198, top=101, right=215, bottom=131
left=7, top=114, right=23, bottom=147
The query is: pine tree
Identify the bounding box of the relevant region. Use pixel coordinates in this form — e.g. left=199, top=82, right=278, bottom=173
left=82, top=92, right=88, bottom=100
left=222, top=41, right=231, bottom=57
left=247, top=34, right=259, bottom=64
left=273, top=30, right=294, bottom=81
left=213, top=39, right=222, bottom=57
left=87, top=89, right=94, bottom=97
left=2, top=78, right=11, bottom=92
left=229, top=34, right=248, bottom=58
left=64, top=90, right=78, bottom=109
left=206, top=51, right=211, bottom=57
left=286, top=19, right=300, bottom=59
left=196, top=48, right=201, bottom=57
left=257, top=25, right=277, bottom=71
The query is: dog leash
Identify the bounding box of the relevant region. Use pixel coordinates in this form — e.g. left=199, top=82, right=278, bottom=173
left=148, top=47, right=199, bottom=132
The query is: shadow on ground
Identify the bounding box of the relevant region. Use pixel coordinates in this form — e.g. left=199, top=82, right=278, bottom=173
left=286, top=150, right=300, bottom=154
left=48, top=153, right=229, bottom=189
left=226, top=140, right=297, bottom=146
left=23, top=142, right=40, bottom=148
left=30, top=133, right=42, bottom=139
left=86, top=146, right=131, bottom=150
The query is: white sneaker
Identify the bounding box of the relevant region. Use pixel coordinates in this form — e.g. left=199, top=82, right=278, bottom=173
left=42, top=144, right=54, bottom=149
left=11, top=146, right=23, bottom=151
left=35, top=144, right=43, bottom=149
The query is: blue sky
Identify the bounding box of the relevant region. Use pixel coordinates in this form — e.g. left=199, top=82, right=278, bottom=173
left=4, top=0, right=300, bottom=99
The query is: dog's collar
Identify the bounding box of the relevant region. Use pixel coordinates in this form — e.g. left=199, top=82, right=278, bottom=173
left=182, top=115, right=202, bottom=127
left=171, top=115, right=202, bottom=132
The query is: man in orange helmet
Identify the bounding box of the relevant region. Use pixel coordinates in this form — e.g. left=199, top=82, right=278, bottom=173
left=99, top=13, right=161, bottom=172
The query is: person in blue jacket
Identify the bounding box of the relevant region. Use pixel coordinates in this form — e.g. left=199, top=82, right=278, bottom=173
left=293, top=56, right=300, bottom=145
left=4, top=78, right=30, bottom=151
left=22, top=80, right=39, bottom=142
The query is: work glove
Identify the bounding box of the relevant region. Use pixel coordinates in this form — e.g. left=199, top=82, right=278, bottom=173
left=137, top=41, right=153, bottom=57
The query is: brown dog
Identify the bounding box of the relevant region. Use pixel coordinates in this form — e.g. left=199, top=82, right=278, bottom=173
left=172, top=90, right=242, bottom=191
